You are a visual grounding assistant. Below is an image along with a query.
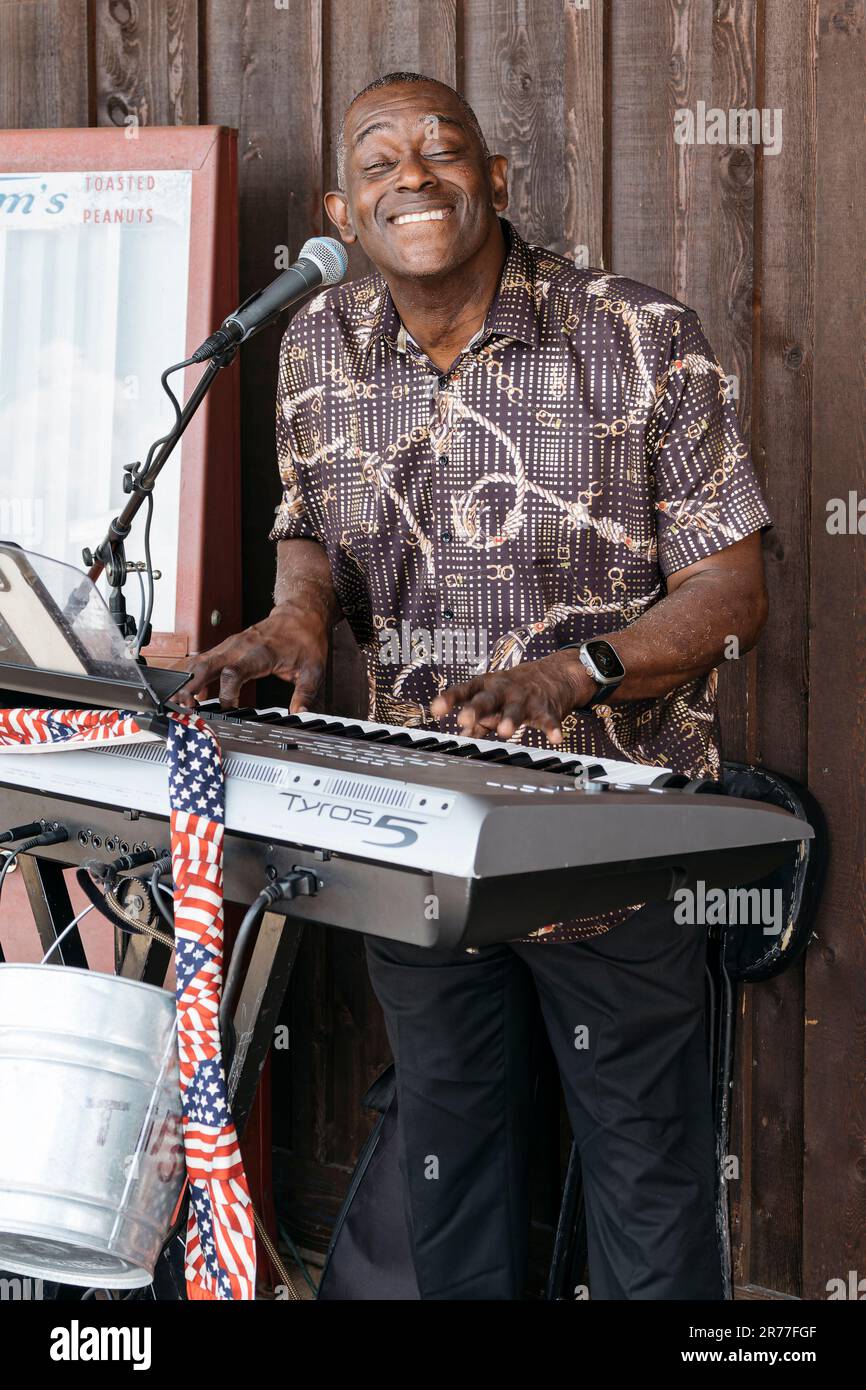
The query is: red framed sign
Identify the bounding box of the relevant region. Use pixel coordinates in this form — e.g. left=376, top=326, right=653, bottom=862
left=0, top=126, right=240, bottom=661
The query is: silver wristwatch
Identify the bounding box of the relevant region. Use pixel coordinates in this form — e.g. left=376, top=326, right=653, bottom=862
left=560, top=639, right=626, bottom=708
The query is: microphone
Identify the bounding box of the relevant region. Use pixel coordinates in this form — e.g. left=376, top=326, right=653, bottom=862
left=191, top=236, right=348, bottom=363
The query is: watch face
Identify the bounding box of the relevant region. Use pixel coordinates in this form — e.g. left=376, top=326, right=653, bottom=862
left=585, top=640, right=625, bottom=681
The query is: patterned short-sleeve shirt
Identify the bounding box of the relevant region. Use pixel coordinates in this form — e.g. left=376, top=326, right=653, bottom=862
left=270, top=216, right=772, bottom=943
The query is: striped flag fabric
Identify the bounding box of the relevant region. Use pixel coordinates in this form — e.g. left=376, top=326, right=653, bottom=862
left=0, top=705, right=257, bottom=1300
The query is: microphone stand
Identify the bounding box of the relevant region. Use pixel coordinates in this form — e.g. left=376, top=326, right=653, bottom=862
left=80, top=238, right=346, bottom=653
left=82, top=340, right=238, bottom=653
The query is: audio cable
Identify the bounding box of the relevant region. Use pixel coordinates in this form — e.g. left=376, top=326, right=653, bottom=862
left=0, top=820, right=44, bottom=845
left=0, top=825, right=69, bottom=906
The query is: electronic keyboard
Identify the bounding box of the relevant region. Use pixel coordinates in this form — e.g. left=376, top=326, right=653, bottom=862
left=0, top=703, right=814, bottom=948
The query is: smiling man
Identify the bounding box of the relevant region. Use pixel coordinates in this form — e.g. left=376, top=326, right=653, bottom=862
left=180, top=71, right=772, bottom=1300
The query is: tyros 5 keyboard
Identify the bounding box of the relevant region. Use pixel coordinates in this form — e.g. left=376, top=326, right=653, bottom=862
left=0, top=705, right=813, bottom=948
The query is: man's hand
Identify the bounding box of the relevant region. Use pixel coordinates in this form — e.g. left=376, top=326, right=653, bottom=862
left=175, top=602, right=328, bottom=711
left=431, top=535, right=769, bottom=741
left=430, top=651, right=593, bottom=743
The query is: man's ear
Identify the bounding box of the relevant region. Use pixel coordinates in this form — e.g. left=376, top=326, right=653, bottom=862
left=488, top=154, right=509, bottom=215
left=324, top=191, right=356, bottom=244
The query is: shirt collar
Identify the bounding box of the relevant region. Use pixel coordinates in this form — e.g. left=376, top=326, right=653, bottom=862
left=360, top=216, right=540, bottom=364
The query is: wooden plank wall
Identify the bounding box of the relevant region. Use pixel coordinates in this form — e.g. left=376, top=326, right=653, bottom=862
left=1, top=0, right=863, bottom=1297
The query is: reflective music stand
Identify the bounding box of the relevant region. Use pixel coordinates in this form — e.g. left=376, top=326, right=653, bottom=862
left=0, top=542, right=190, bottom=720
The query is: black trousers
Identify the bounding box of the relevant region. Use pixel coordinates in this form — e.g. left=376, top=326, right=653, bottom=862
left=364, top=900, right=724, bottom=1300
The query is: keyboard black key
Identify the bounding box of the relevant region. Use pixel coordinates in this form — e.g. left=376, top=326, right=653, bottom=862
left=503, top=751, right=535, bottom=767
left=201, top=704, right=259, bottom=721
left=469, top=747, right=511, bottom=762
left=409, top=737, right=445, bottom=750
left=382, top=732, right=415, bottom=746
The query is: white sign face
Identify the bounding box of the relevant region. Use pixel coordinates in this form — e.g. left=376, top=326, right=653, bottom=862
left=0, top=169, right=193, bottom=634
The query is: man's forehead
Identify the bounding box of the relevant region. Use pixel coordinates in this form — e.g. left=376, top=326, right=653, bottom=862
left=348, top=97, right=466, bottom=149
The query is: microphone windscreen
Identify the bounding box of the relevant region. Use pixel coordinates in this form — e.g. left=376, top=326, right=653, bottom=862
left=298, top=236, right=349, bottom=286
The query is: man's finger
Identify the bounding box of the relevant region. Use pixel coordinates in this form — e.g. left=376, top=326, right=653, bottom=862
left=526, top=699, right=564, bottom=744
left=218, top=665, right=245, bottom=709
left=288, top=660, right=324, bottom=714
left=495, top=700, right=527, bottom=740
left=175, top=651, right=225, bottom=706
left=430, top=677, right=485, bottom=719
left=457, top=713, right=498, bottom=740
left=461, top=685, right=503, bottom=718
left=451, top=686, right=503, bottom=734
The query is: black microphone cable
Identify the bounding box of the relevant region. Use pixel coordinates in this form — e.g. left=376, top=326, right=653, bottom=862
left=131, top=354, right=194, bottom=657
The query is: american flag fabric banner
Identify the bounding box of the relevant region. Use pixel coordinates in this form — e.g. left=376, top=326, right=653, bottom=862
left=0, top=706, right=257, bottom=1300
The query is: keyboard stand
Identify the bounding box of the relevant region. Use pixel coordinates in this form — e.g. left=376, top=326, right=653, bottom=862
left=226, top=913, right=306, bottom=1135
left=14, top=856, right=88, bottom=969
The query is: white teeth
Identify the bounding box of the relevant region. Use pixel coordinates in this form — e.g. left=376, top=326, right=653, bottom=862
left=393, top=208, right=451, bottom=226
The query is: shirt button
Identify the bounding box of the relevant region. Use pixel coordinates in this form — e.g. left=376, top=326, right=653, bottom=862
left=442, top=608, right=455, bottom=621
left=440, top=530, right=453, bottom=542
left=440, top=454, right=450, bottom=465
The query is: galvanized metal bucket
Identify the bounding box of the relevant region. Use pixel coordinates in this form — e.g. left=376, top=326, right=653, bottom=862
left=0, top=963, right=184, bottom=1288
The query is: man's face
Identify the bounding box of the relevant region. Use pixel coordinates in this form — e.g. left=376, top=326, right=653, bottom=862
left=325, top=82, right=508, bottom=280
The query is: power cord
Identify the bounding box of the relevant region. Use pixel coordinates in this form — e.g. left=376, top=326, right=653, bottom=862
left=219, top=869, right=318, bottom=1046
left=149, top=855, right=175, bottom=930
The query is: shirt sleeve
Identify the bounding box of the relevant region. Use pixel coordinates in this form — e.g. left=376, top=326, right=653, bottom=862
left=647, top=309, right=772, bottom=577
left=268, top=329, right=322, bottom=544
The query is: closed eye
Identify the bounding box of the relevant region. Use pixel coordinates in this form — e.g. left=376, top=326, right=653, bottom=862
left=364, top=148, right=462, bottom=172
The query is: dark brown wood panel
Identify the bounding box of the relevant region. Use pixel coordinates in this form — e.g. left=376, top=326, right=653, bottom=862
left=563, top=0, right=606, bottom=268
left=93, top=0, right=199, bottom=130
left=750, top=0, right=814, bottom=783
left=0, top=0, right=91, bottom=127
left=730, top=0, right=818, bottom=1300
left=707, top=1, right=757, bottom=765
left=461, top=0, right=604, bottom=263
left=202, top=0, right=323, bottom=632
left=803, top=0, right=866, bottom=1300
left=609, top=0, right=701, bottom=299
